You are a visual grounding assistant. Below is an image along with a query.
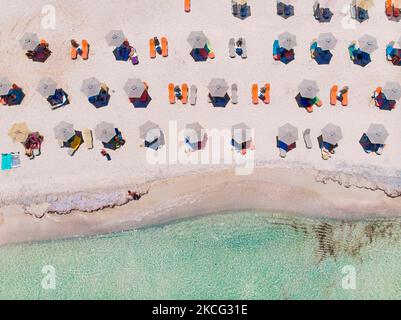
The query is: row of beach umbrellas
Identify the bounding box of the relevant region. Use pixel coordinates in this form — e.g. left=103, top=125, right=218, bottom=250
left=19, top=31, right=387, bottom=56
left=3, top=77, right=401, bottom=102
left=9, top=121, right=389, bottom=152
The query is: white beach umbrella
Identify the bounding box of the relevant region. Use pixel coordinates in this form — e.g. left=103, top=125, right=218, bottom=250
left=208, top=79, right=229, bottom=98
left=278, top=123, right=299, bottom=145
left=54, top=121, right=75, bottom=142
left=298, top=80, right=320, bottom=99
left=317, top=33, right=338, bottom=50
left=124, top=79, right=146, bottom=98
left=95, top=122, right=116, bottom=143
left=185, top=122, right=206, bottom=145
left=358, top=34, right=378, bottom=54
left=81, top=77, right=101, bottom=97
left=278, top=32, right=297, bottom=50
left=232, top=122, right=252, bottom=144
left=105, top=30, right=126, bottom=47
left=19, top=33, right=39, bottom=50
left=382, top=82, right=401, bottom=101
left=187, top=31, right=208, bottom=49
left=37, top=78, right=57, bottom=97
left=366, top=124, right=389, bottom=145
left=0, top=77, right=12, bottom=95
left=322, top=123, right=343, bottom=145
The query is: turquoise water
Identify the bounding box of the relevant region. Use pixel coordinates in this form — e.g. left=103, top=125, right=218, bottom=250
left=1, top=211, right=401, bottom=300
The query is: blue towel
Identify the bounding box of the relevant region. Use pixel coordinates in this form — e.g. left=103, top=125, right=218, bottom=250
left=1, top=153, right=13, bottom=171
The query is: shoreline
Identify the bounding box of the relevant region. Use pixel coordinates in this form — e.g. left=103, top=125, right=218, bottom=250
left=3, top=166, right=401, bottom=246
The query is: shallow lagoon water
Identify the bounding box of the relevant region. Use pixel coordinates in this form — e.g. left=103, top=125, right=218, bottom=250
left=1, top=211, right=401, bottom=299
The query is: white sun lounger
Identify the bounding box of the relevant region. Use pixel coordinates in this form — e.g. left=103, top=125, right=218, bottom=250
left=241, top=38, right=247, bottom=59
left=232, top=84, right=238, bottom=104
left=83, top=129, right=94, bottom=150
left=303, top=129, right=313, bottom=149
left=190, top=85, right=197, bottom=105
left=229, top=38, right=236, bottom=58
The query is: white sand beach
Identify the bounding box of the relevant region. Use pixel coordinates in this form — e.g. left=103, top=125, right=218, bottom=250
left=0, top=0, right=401, bottom=245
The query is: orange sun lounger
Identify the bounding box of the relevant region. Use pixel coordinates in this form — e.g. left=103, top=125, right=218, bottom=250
left=161, top=37, right=168, bottom=57
left=185, top=0, right=191, bottom=12
left=252, top=84, right=259, bottom=105
left=71, top=47, right=78, bottom=60
left=394, top=0, right=400, bottom=17
left=81, top=40, right=89, bottom=60
left=169, top=83, right=176, bottom=104
left=149, top=38, right=156, bottom=59
left=263, top=84, right=271, bottom=104
left=386, top=0, right=393, bottom=16
left=182, top=84, right=188, bottom=104
left=373, top=87, right=382, bottom=107
left=330, top=85, right=338, bottom=105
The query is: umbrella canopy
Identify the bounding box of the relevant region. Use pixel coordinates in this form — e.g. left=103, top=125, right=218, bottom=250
left=8, top=122, right=31, bottom=143
left=139, top=121, right=159, bottom=140
left=322, top=123, right=343, bottom=145
left=278, top=32, right=297, bottom=50
left=105, top=30, right=126, bottom=47
left=81, top=77, right=101, bottom=97
left=54, top=121, right=75, bottom=142
left=185, top=122, right=205, bottom=144
left=366, top=124, right=389, bottom=145
left=37, top=78, right=57, bottom=97
left=298, top=80, right=320, bottom=99
left=0, top=77, right=12, bottom=95
left=124, top=79, right=146, bottom=98
left=19, top=33, right=39, bottom=50
left=319, top=0, right=334, bottom=6
left=317, top=33, right=338, bottom=50
left=279, top=0, right=294, bottom=4
left=208, top=78, right=229, bottom=98
left=355, top=0, right=374, bottom=10
left=358, top=34, right=378, bottom=54
left=95, top=122, right=116, bottom=143
left=278, top=123, right=299, bottom=145
left=232, top=122, right=252, bottom=144
left=187, top=31, right=208, bottom=49
left=383, top=82, right=401, bottom=101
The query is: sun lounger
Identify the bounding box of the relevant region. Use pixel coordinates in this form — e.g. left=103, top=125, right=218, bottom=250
left=190, top=85, right=197, bottom=105
left=386, top=0, right=393, bottom=16
left=252, top=84, right=259, bottom=104
left=229, top=38, right=236, bottom=58
left=303, top=129, right=312, bottom=149
left=71, top=47, right=78, bottom=60
left=394, top=0, right=400, bottom=17
left=330, top=85, right=338, bottom=105
left=263, top=83, right=270, bottom=104
left=67, top=135, right=82, bottom=157
left=185, top=0, right=191, bottom=12
left=232, top=84, right=238, bottom=104
left=169, top=83, right=176, bottom=104
left=279, top=149, right=287, bottom=158
left=149, top=39, right=156, bottom=59
left=182, top=84, right=189, bottom=104
left=83, top=129, right=93, bottom=150
left=82, top=40, right=89, bottom=60
left=161, top=37, right=168, bottom=57
left=241, top=38, right=247, bottom=59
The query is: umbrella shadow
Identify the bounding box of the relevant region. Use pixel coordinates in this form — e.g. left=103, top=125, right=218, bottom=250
left=277, top=3, right=294, bottom=19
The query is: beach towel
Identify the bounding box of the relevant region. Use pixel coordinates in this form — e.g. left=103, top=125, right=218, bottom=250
left=12, top=152, right=21, bottom=168
left=1, top=153, right=13, bottom=171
